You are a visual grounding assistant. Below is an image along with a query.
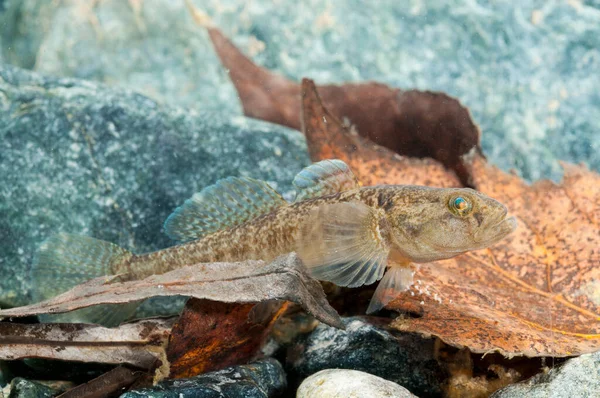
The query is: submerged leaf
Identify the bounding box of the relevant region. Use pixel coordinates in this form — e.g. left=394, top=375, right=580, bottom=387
left=0, top=253, right=342, bottom=379
left=0, top=253, right=342, bottom=329
left=202, top=23, right=480, bottom=185
left=301, top=79, right=600, bottom=357
left=300, top=79, right=461, bottom=188
left=166, top=299, right=287, bottom=378
left=0, top=319, right=173, bottom=370
left=58, top=366, right=144, bottom=398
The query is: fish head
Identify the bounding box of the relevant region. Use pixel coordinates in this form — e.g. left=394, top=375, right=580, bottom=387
left=385, top=186, right=517, bottom=263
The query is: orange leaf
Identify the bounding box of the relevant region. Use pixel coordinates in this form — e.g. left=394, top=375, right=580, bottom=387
left=166, top=299, right=287, bottom=378
left=202, top=23, right=600, bottom=357
left=300, top=78, right=462, bottom=188
left=300, top=79, right=600, bottom=357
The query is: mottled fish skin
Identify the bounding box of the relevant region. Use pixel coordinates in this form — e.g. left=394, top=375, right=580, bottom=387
left=114, top=188, right=368, bottom=279
left=114, top=185, right=515, bottom=281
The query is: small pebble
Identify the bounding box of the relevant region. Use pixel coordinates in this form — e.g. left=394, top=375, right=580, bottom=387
left=297, top=369, right=417, bottom=398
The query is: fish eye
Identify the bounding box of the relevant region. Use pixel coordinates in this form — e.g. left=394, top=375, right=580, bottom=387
left=449, top=196, right=473, bottom=217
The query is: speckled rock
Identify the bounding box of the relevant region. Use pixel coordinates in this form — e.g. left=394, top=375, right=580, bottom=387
left=491, top=350, right=600, bottom=398
left=121, top=358, right=286, bottom=398
left=287, top=317, right=446, bottom=397
left=297, top=369, right=418, bottom=398
left=2, top=0, right=599, bottom=182
left=6, top=378, right=57, bottom=398
left=1, top=0, right=239, bottom=112
left=0, top=64, right=309, bottom=310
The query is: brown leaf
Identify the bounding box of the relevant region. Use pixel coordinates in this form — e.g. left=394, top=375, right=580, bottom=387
left=0, top=319, right=172, bottom=369
left=301, top=79, right=600, bottom=357
left=202, top=24, right=481, bottom=185
left=300, top=79, right=461, bottom=188
left=57, top=366, right=143, bottom=398
left=0, top=253, right=343, bottom=330
left=166, top=299, right=287, bottom=378
left=204, top=26, right=300, bottom=130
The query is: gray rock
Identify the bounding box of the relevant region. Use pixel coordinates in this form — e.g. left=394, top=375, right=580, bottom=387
left=491, top=351, right=600, bottom=398
left=121, top=358, right=287, bottom=398
left=297, top=369, right=418, bottom=398
left=287, top=317, right=446, bottom=397
left=1, top=0, right=240, bottom=113
left=2, top=0, right=599, bottom=182
left=7, top=378, right=57, bottom=398
left=1, top=0, right=58, bottom=69
left=0, top=64, right=309, bottom=310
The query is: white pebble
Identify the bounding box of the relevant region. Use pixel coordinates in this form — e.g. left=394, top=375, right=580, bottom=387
left=297, top=369, right=417, bottom=398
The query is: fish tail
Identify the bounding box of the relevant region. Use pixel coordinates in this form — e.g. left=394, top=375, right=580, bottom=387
left=31, top=233, right=138, bottom=326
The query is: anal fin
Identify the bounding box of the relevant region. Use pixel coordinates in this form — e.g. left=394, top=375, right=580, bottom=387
left=248, top=300, right=286, bottom=325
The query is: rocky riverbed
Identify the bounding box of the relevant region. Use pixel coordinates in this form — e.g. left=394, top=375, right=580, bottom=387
left=1, top=0, right=599, bottom=397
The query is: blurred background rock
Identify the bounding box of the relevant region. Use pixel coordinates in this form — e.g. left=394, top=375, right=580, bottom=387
left=2, top=0, right=598, bottom=181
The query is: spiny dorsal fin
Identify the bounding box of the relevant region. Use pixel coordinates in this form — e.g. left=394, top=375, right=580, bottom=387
left=297, top=202, right=389, bottom=288
left=164, top=177, right=286, bottom=242
left=293, top=159, right=360, bottom=202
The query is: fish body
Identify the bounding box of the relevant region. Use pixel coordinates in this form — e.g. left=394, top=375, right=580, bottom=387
left=118, top=187, right=382, bottom=279
left=32, top=159, right=516, bottom=323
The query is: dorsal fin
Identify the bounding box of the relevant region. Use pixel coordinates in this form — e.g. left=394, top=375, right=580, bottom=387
left=164, top=177, right=286, bottom=242
left=293, top=159, right=360, bottom=201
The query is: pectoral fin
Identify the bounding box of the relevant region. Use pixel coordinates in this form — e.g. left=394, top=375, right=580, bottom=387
left=366, top=266, right=415, bottom=314
left=297, top=202, right=389, bottom=288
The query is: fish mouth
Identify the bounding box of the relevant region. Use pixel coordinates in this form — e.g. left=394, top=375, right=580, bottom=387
left=475, top=208, right=518, bottom=246
left=493, top=215, right=517, bottom=236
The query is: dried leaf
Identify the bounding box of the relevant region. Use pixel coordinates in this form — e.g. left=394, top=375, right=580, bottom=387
left=203, top=24, right=481, bottom=185
left=0, top=319, right=172, bottom=369
left=166, top=299, right=287, bottom=378
left=0, top=253, right=343, bottom=329
left=301, top=79, right=600, bottom=357
left=57, top=366, right=143, bottom=398
left=300, top=79, right=461, bottom=188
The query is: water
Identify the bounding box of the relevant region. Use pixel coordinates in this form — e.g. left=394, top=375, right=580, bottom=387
left=0, top=0, right=598, bottom=396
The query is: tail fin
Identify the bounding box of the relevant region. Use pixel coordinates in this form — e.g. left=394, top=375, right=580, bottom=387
left=31, top=233, right=138, bottom=326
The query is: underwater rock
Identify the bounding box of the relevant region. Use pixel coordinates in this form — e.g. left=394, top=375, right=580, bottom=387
left=490, top=350, right=600, bottom=398
left=2, top=0, right=599, bottom=181
left=287, top=317, right=446, bottom=397
left=297, top=369, right=418, bottom=398
left=0, top=0, right=240, bottom=113
left=121, top=358, right=286, bottom=398
left=0, top=64, right=309, bottom=310
left=6, top=378, right=60, bottom=398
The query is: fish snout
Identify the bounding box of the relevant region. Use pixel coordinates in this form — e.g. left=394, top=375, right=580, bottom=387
left=491, top=204, right=509, bottom=225
left=475, top=203, right=517, bottom=244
